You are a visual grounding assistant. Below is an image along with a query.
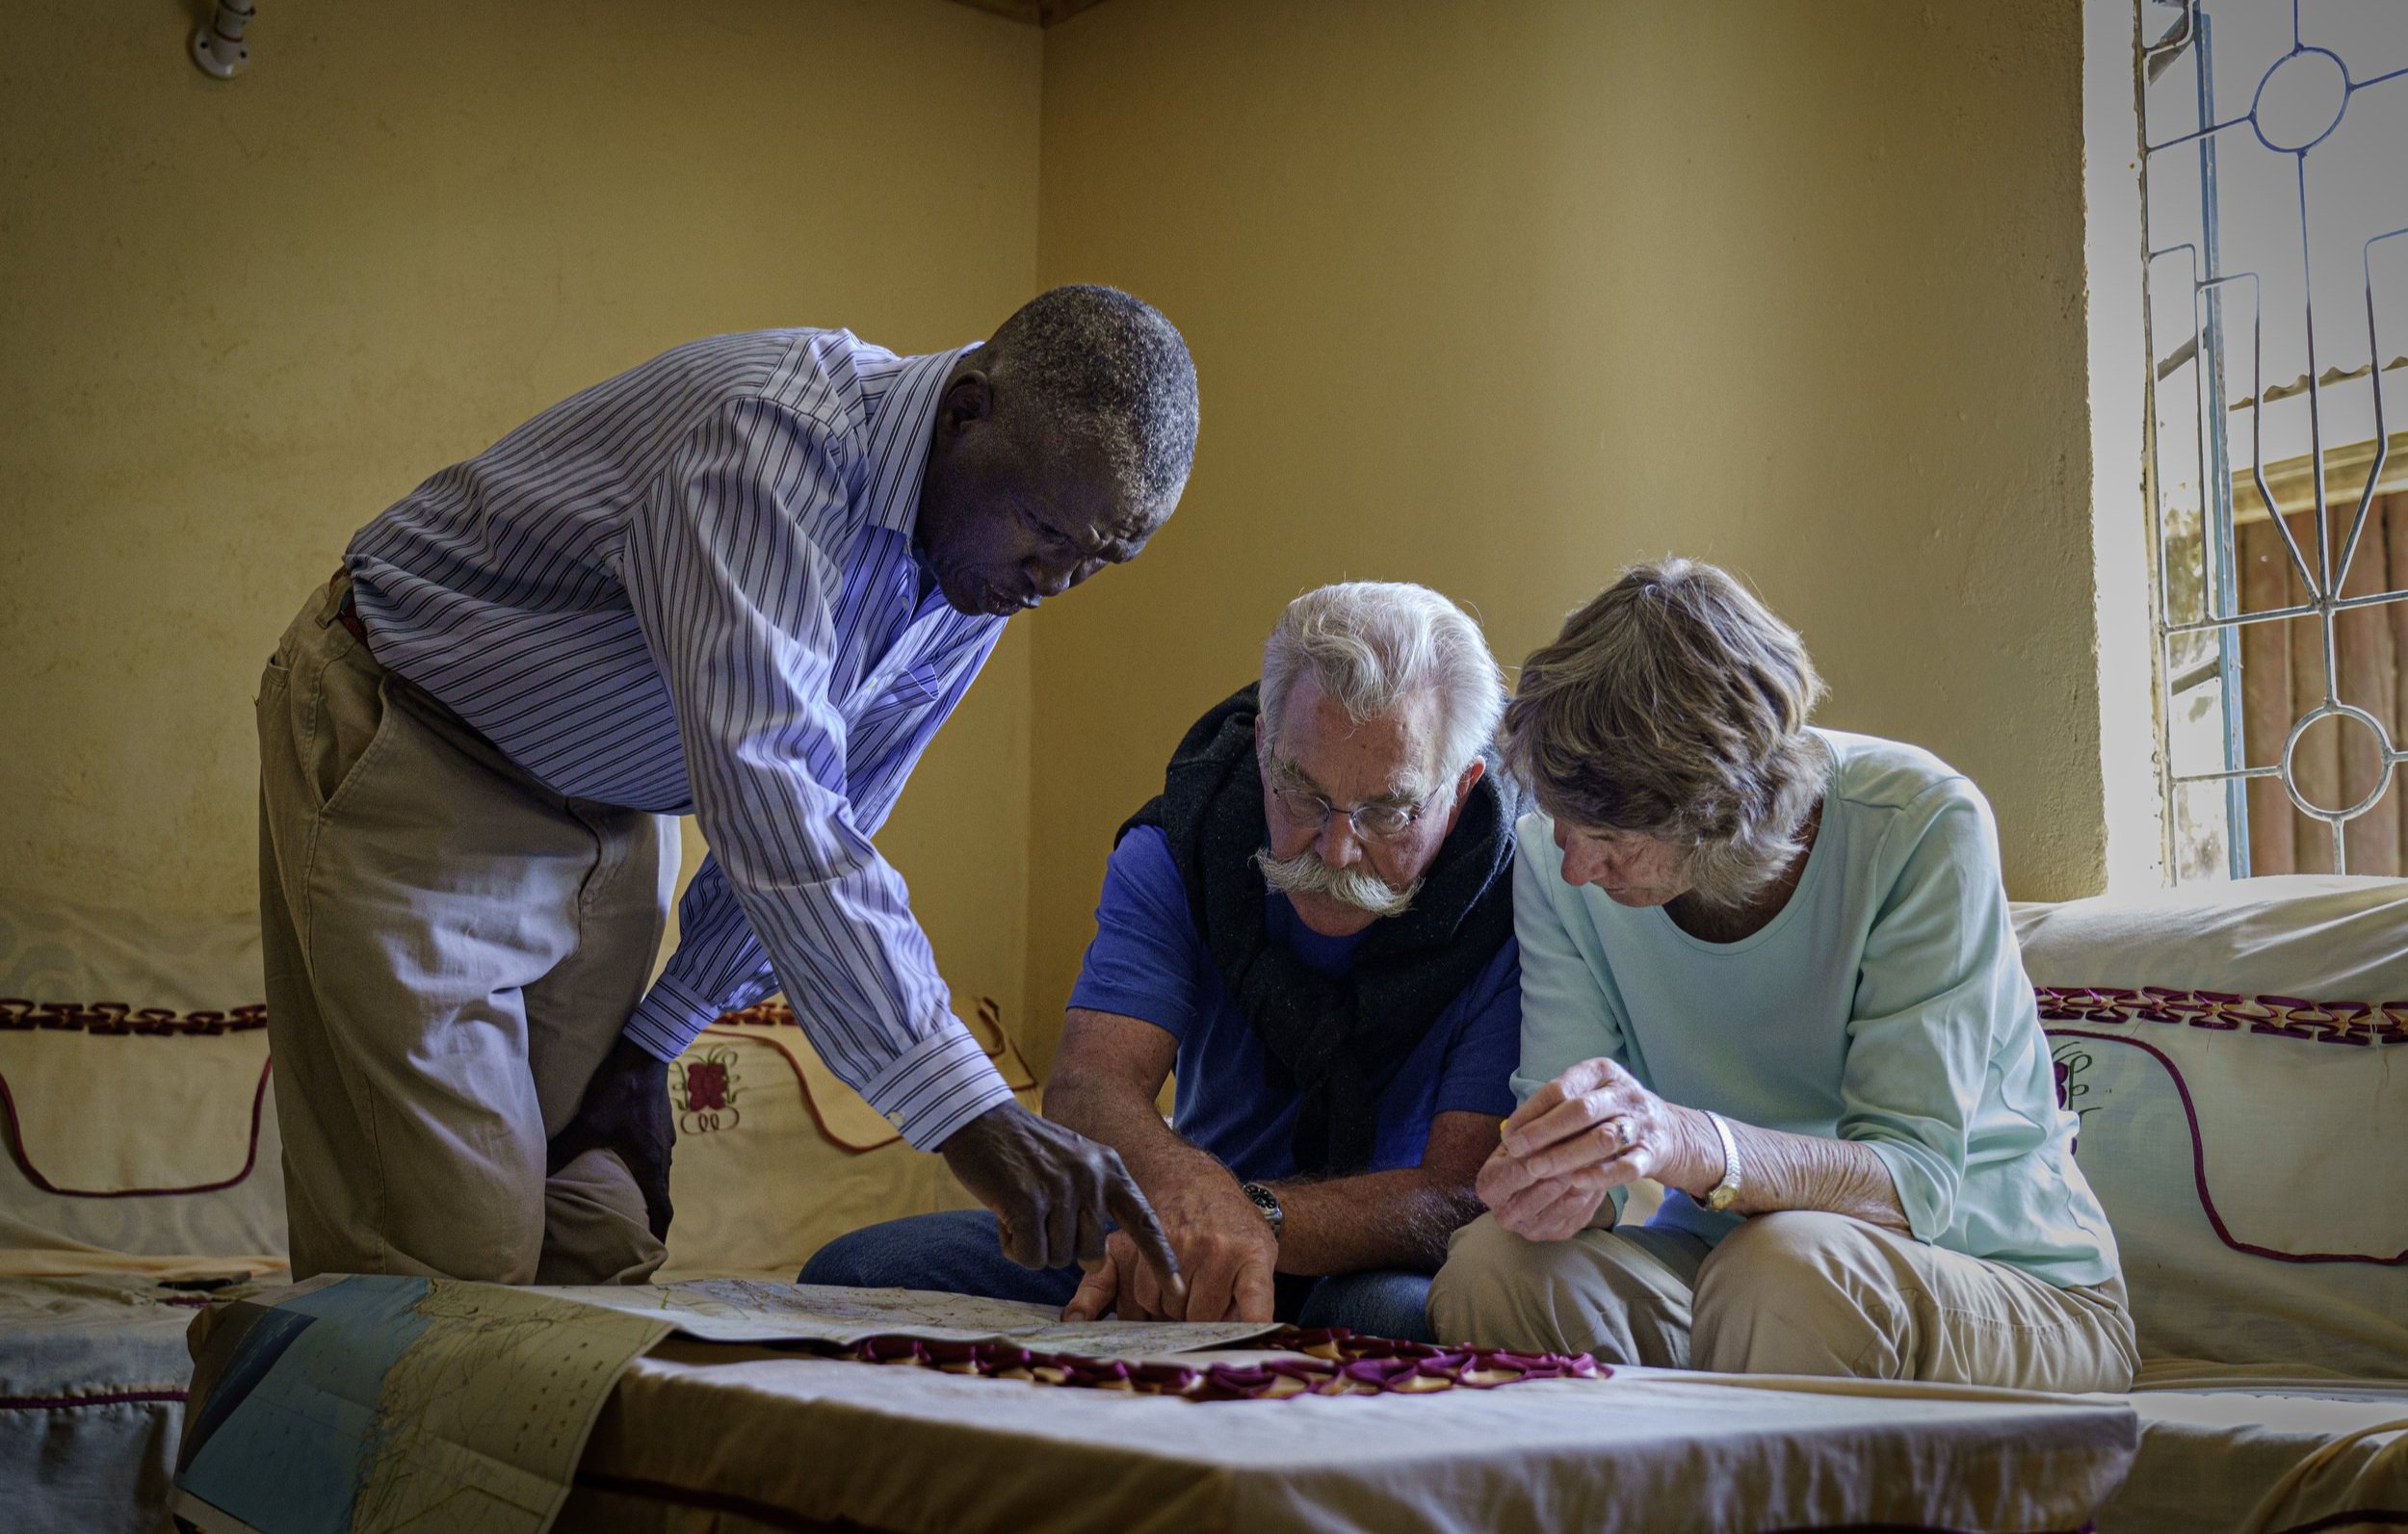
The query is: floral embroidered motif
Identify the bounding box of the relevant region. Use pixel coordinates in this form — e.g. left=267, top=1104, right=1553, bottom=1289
left=2049, top=1040, right=2097, bottom=1153
left=2051, top=1045, right=2088, bottom=1110
left=687, top=1061, right=730, bottom=1113
left=670, top=1047, right=743, bottom=1134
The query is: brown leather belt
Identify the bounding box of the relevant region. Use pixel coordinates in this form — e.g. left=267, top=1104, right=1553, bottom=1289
left=328, top=568, right=369, bottom=643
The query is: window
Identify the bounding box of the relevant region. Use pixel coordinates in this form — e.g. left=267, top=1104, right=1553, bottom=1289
left=2138, top=0, right=2408, bottom=877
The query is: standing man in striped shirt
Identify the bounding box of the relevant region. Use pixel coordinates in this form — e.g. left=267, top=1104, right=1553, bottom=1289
left=256, top=285, right=1196, bottom=1295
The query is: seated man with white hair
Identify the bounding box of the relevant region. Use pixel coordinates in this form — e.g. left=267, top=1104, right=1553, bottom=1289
left=806, top=582, right=1524, bottom=1340
left=1429, top=558, right=2135, bottom=1391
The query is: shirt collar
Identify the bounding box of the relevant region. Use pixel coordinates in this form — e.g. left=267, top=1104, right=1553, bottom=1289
left=855, top=343, right=978, bottom=541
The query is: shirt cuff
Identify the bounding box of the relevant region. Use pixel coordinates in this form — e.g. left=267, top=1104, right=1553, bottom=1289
left=1862, top=1136, right=1951, bottom=1244
left=622, top=975, right=722, bottom=1063
left=857, top=1022, right=1018, bottom=1151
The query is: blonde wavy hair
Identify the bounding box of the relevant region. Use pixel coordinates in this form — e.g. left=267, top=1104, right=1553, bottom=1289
left=1502, top=559, right=1829, bottom=907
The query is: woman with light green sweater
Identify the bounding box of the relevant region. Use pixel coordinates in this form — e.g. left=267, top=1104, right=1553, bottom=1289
left=1427, top=559, right=2135, bottom=1392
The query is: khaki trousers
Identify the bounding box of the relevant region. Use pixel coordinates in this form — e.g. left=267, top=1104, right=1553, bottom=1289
left=257, top=578, right=675, bottom=1284
left=1428, top=1209, right=2139, bottom=1393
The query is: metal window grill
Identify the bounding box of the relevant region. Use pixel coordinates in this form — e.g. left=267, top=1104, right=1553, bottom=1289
left=2138, top=0, right=2408, bottom=879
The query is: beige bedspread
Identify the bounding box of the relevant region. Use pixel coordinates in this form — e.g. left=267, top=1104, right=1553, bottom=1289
left=2101, top=1369, right=2408, bottom=1534
left=563, top=1346, right=2139, bottom=1534
left=1, top=1274, right=222, bottom=1534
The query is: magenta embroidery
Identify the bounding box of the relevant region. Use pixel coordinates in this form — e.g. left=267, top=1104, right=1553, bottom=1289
left=2032, top=985, right=2408, bottom=1047
left=829, top=1328, right=1606, bottom=1400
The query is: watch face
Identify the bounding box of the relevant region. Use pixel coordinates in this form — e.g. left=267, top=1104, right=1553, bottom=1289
left=1243, top=1183, right=1282, bottom=1229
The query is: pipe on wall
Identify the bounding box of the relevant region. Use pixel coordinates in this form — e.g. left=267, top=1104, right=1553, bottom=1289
left=190, top=0, right=255, bottom=80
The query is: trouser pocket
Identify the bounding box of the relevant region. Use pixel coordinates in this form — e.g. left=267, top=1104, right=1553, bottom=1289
left=261, top=583, right=392, bottom=816
left=307, top=656, right=391, bottom=814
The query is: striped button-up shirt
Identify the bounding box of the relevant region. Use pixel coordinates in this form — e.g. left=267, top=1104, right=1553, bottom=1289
left=346, top=329, right=1015, bottom=1149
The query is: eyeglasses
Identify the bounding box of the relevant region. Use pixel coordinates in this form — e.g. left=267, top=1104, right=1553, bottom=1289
left=1267, top=777, right=1435, bottom=845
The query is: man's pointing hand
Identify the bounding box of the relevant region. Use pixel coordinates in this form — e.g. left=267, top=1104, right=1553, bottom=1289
left=940, top=1102, right=1185, bottom=1311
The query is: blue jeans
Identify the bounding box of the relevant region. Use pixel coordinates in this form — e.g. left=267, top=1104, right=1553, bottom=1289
left=801, top=1209, right=1435, bottom=1342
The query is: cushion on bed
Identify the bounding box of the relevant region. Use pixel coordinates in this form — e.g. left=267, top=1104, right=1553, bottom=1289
left=2011, top=876, right=2408, bottom=1378
left=0, top=888, right=1046, bottom=1284
left=0, top=896, right=286, bottom=1279
left=660, top=1000, right=1039, bottom=1281
left=0, top=1016, right=269, bottom=1195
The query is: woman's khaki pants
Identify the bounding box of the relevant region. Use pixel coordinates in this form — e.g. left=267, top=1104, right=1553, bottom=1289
left=1429, top=1209, right=2138, bottom=1393
left=257, top=577, right=675, bottom=1284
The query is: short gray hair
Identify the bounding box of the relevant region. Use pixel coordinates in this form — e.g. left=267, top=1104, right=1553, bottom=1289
left=1502, top=559, right=1829, bottom=906
left=986, top=284, right=1198, bottom=512
left=1260, top=582, right=1505, bottom=786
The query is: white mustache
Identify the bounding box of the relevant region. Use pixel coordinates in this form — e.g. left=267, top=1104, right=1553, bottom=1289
left=1254, top=845, right=1421, bottom=919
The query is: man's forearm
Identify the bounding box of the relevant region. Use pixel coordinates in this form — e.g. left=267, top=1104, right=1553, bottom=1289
left=1265, top=1170, right=1482, bottom=1276
left=1042, top=1077, right=1222, bottom=1190
left=1047, top=1079, right=1480, bottom=1274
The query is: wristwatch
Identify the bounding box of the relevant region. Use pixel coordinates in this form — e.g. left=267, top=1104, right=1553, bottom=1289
left=1240, top=1181, right=1285, bottom=1239
left=1701, top=1111, right=1743, bottom=1213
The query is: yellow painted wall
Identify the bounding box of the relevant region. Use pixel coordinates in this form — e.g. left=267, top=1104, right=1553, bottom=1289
left=6, top=0, right=2122, bottom=1081
left=0, top=2, right=1042, bottom=1027
left=1023, top=0, right=2104, bottom=1067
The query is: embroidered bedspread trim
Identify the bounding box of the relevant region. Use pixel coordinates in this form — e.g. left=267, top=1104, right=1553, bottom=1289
left=12, top=987, right=2396, bottom=1044
left=2033, top=985, right=2408, bottom=1046
left=12, top=986, right=2393, bottom=1045
left=0, top=1000, right=267, bottom=1035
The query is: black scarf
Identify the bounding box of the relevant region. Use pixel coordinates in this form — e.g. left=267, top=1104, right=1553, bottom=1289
left=1117, top=685, right=1523, bottom=1175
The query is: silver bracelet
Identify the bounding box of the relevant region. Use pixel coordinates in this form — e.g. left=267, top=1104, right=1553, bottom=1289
left=1701, top=1110, right=1742, bottom=1212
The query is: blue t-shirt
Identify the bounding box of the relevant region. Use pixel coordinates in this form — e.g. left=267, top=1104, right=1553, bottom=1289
left=1066, top=825, right=1523, bottom=1182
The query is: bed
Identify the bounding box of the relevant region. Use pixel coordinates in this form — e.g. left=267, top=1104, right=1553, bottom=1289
left=9, top=878, right=2407, bottom=1533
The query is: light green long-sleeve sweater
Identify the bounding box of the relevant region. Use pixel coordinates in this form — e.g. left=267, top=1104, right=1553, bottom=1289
left=1513, top=729, right=2121, bottom=1289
